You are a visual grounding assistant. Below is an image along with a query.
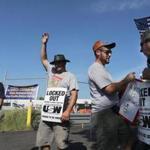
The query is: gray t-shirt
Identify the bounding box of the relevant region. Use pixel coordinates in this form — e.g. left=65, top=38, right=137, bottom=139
left=88, top=62, right=119, bottom=113
left=47, top=63, right=79, bottom=111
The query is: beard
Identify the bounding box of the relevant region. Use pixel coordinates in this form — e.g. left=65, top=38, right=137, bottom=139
left=54, top=66, right=65, bottom=73
left=55, top=67, right=62, bottom=71
left=106, top=58, right=110, bottom=64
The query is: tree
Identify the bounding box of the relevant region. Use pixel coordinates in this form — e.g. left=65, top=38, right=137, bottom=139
left=39, top=96, right=44, bottom=100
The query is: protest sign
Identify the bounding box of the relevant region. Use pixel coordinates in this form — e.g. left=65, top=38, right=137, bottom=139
left=119, top=81, right=140, bottom=123
left=138, top=81, right=150, bottom=145
left=41, top=87, right=67, bottom=123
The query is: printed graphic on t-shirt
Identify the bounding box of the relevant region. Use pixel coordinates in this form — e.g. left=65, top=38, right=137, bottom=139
left=48, top=75, right=63, bottom=87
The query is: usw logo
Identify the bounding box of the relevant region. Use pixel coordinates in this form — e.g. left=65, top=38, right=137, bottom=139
left=43, top=105, right=62, bottom=114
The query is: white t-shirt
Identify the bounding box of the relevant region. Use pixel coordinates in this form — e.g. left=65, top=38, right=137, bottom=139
left=88, top=62, right=119, bottom=113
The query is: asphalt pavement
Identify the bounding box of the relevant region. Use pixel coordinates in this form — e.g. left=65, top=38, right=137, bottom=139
left=0, top=125, right=94, bottom=150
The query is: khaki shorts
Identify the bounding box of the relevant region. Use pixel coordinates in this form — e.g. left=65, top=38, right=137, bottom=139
left=36, top=120, right=70, bottom=149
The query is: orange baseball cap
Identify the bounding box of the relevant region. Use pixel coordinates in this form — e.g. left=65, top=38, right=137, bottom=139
left=92, top=40, right=116, bottom=51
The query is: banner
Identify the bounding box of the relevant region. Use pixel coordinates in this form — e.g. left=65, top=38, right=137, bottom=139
left=138, top=81, right=150, bottom=145
left=41, top=87, right=67, bottom=123
left=119, top=81, right=140, bottom=123
left=5, top=84, right=39, bottom=100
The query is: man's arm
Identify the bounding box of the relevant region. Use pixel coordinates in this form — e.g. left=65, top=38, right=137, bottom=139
left=61, top=90, right=78, bottom=121
left=41, top=33, right=50, bottom=70
left=103, top=72, right=136, bottom=95
left=0, top=83, right=5, bottom=109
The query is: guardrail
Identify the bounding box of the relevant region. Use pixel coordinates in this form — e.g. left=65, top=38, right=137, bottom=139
left=31, top=112, right=91, bottom=130
left=70, top=113, right=91, bottom=124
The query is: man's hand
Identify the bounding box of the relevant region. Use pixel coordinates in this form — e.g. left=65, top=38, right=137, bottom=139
left=42, top=33, right=49, bottom=44
left=124, top=72, right=136, bottom=83
left=61, top=110, right=70, bottom=122
left=142, top=68, right=150, bottom=80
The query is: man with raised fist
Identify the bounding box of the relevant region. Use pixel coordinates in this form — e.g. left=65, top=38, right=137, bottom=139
left=36, top=33, right=78, bottom=150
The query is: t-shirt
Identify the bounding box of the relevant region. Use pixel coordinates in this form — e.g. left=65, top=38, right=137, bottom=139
left=47, top=63, right=79, bottom=111
left=88, top=62, right=119, bottom=113
left=0, top=83, right=5, bottom=99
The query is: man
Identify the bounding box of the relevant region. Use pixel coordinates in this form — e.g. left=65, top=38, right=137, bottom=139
left=140, top=30, right=150, bottom=80
left=36, top=33, right=78, bottom=150
left=88, top=40, right=135, bottom=150
left=135, top=30, right=150, bottom=150
left=0, top=82, right=5, bottom=119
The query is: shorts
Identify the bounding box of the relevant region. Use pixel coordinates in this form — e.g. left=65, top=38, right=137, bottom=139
left=36, top=120, right=70, bottom=149
left=91, top=108, right=132, bottom=150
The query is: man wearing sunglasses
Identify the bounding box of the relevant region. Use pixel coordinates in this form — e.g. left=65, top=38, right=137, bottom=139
left=141, top=30, right=150, bottom=80
left=88, top=40, right=135, bottom=150
left=36, top=33, right=78, bottom=150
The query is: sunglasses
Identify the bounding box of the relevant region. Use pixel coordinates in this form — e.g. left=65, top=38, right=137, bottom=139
left=100, top=50, right=112, bottom=55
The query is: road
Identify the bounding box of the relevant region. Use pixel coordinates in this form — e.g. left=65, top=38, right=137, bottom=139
left=0, top=125, right=94, bottom=150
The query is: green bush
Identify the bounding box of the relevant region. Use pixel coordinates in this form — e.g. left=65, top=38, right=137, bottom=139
left=0, top=109, right=37, bottom=131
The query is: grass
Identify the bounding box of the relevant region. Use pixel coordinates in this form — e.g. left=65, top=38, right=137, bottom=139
left=0, top=109, right=34, bottom=131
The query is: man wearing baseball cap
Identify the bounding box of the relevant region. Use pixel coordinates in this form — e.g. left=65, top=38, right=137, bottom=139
left=141, top=30, right=150, bottom=80
left=36, top=33, right=78, bottom=150
left=88, top=40, right=135, bottom=150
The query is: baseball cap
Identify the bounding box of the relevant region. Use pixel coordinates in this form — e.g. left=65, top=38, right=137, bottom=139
left=92, top=40, right=116, bottom=52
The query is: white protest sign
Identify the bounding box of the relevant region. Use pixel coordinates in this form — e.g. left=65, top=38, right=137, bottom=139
left=138, top=81, right=150, bottom=145
left=41, top=87, right=67, bottom=123
left=119, top=81, right=140, bottom=123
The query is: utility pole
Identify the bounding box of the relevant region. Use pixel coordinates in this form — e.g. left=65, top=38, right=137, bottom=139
left=3, top=70, right=7, bottom=86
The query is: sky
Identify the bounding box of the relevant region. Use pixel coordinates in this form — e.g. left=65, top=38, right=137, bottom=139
left=0, top=0, right=149, bottom=98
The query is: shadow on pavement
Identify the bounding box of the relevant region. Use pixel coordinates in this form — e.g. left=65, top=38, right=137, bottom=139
left=69, top=142, right=87, bottom=150
left=31, top=142, right=87, bottom=150
left=71, top=127, right=95, bottom=142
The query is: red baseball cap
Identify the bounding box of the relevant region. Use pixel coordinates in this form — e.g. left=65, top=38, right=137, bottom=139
left=92, top=40, right=116, bottom=51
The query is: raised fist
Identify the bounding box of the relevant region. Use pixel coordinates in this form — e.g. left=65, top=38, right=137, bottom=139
left=42, top=33, right=49, bottom=44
